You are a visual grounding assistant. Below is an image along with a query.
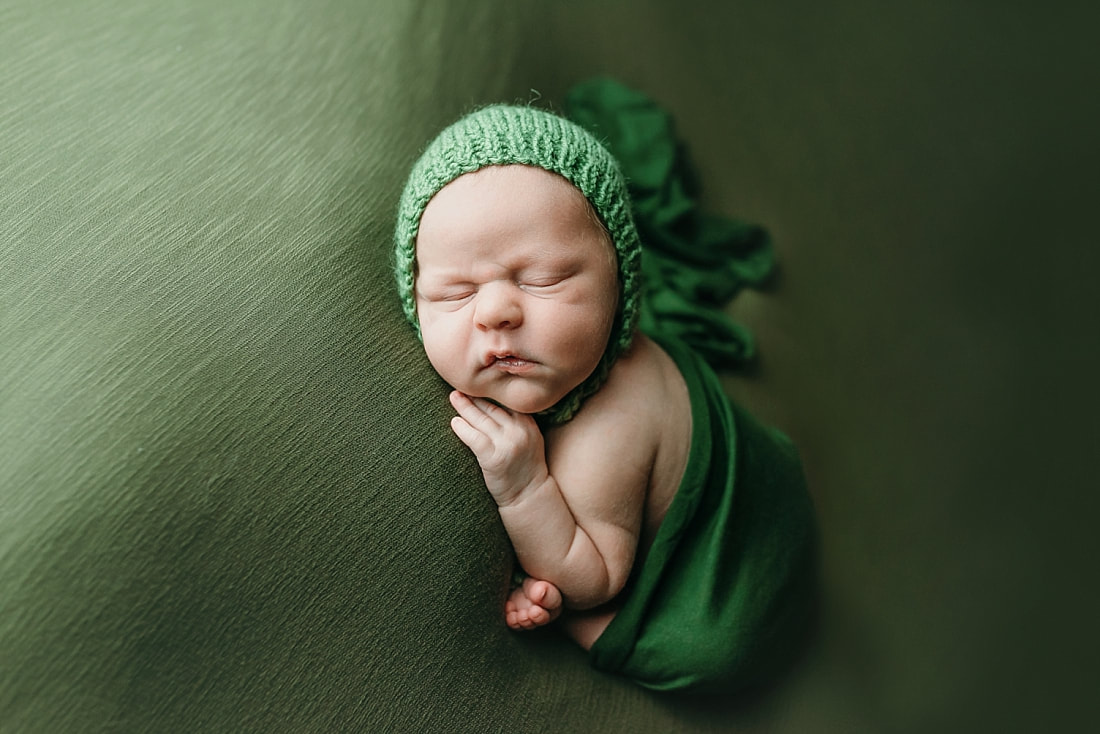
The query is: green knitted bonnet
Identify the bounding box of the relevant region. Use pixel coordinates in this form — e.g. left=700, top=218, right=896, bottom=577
left=394, top=104, right=642, bottom=424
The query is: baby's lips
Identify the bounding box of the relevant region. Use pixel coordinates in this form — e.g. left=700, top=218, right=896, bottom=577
left=484, top=350, right=534, bottom=367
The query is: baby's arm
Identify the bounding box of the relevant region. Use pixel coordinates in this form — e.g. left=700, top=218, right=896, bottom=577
left=449, top=391, right=646, bottom=610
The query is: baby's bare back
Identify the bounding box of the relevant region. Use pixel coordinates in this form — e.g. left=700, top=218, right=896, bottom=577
left=544, top=334, right=693, bottom=559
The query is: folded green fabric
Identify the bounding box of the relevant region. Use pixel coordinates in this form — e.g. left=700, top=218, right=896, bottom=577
left=565, top=78, right=774, bottom=369
left=589, top=333, right=817, bottom=694
left=566, top=78, right=816, bottom=695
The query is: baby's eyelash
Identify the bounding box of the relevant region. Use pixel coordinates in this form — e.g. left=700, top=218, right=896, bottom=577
left=522, top=274, right=569, bottom=288
left=416, top=285, right=474, bottom=303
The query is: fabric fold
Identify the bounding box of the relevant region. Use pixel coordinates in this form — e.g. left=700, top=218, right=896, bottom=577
left=565, top=77, right=774, bottom=370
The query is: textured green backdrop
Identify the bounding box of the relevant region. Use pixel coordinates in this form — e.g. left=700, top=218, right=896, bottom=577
left=3, top=1, right=1097, bottom=731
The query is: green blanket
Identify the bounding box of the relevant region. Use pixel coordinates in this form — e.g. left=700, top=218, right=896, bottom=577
left=565, top=78, right=774, bottom=370
left=590, top=333, right=817, bottom=694
left=565, top=79, right=816, bottom=695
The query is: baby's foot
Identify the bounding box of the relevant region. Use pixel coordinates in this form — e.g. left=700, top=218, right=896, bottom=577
left=505, top=577, right=563, bottom=631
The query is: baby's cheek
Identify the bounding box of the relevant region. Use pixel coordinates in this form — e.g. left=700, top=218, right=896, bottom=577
left=422, top=324, right=472, bottom=388
left=418, top=308, right=451, bottom=345
left=423, top=327, right=452, bottom=358
left=419, top=321, right=449, bottom=364
left=563, top=306, right=614, bottom=353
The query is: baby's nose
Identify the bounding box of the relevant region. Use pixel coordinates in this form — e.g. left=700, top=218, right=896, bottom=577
left=475, top=282, right=523, bottom=330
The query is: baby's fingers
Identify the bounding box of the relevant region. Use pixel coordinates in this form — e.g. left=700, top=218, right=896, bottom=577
left=451, top=416, right=498, bottom=461
left=449, top=391, right=506, bottom=430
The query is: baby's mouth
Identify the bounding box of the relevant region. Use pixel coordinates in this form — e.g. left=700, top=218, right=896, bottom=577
left=485, top=352, right=537, bottom=373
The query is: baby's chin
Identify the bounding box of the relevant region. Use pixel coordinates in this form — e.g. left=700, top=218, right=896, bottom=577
left=462, top=386, right=564, bottom=416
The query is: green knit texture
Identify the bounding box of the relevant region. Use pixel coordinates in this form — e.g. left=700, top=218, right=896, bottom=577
left=393, top=104, right=642, bottom=424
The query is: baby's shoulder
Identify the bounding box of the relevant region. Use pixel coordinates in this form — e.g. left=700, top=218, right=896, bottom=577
left=552, top=335, right=692, bottom=509
left=545, top=334, right=692, bottom=514
left=604, top=334, right=688, bottom=410
left=564, top=334, right=689, bottom=440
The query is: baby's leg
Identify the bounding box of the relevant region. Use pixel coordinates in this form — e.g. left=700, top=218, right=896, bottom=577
left=505, top=577, right=563, bottom=630
left=561, top=605, right=618, bottom=651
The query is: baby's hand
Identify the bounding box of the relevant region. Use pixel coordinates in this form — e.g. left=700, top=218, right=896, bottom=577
left=448, top=391, right=549, bottom=506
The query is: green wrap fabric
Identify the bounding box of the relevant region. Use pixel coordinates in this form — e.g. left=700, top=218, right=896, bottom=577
left=568, top=79, right=817, bottom=694
left=565, top=78, right=774, bottom=370
left=588, top=334, right=817, bottom=694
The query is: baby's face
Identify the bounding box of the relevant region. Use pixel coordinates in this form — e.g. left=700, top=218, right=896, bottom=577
left=415, top=165, right=619, bottom=414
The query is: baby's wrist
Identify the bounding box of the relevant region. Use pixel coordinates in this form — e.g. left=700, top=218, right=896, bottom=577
left=489, top=469, right=551, bottom=509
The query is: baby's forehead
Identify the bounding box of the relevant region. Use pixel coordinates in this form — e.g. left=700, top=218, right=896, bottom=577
left=420, top=164, right=608, bottom=237
left=414, top=164, right=615, bottom=276
left=420, top=165, right=611, bottom=239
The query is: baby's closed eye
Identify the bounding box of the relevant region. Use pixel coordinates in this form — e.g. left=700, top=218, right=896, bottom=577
left=417, top=285, right=476, bottom=305
left=519, top=270, right=575, bottom=292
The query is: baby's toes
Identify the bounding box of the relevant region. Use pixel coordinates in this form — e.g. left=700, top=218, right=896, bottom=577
left=524, top=579, right=560, bottom=610
left=505, top=608, right=523, bottom=629
left=525, top=579, right=563, bottom=614
left=527, top=606, right=549, bottom=625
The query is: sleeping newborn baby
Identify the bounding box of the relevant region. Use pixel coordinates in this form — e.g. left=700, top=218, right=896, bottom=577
left=393, top=104, right=816, bottom=694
